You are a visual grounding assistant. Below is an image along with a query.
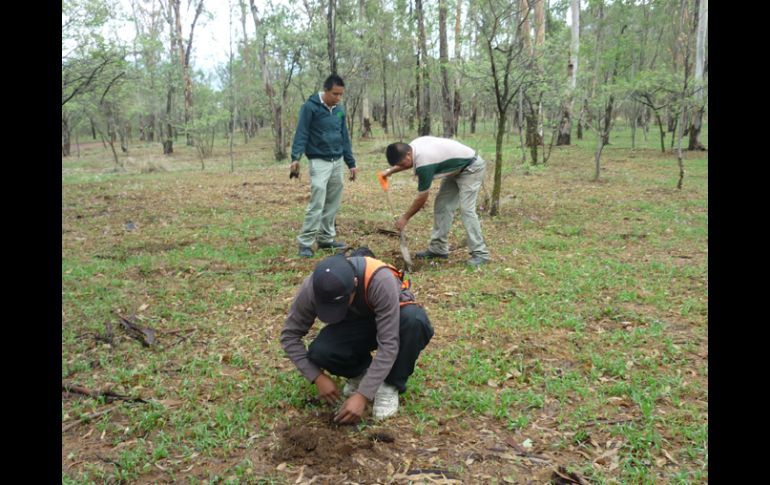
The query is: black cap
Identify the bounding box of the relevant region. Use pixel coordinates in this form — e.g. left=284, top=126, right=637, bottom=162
left=312, top=255, right=355, bottom=323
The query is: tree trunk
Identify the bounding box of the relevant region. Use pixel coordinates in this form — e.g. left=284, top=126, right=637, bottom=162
left=439, top=0, right=453, bottom=137
left=119, top=124, right=128, bottom=154
left=534, top=0, right=545, bottom=141
left=688, top=0, right=707, bottom=151
left=519, top=90, right=527, bottom=164
left=250, top=0, right=286, bottom=160
left=557, top=0, right=580, bottom=146
left=519, top=0, right=532, bottom=57
left=62, top=111, right=71, bottom=157
left=602, top=94, right=614, bottom=145
left=654, top=110, right=665, bottom=153
left=524, top=94, right=541, bottom=162
left=416, top=0, right=431, bottom=136
left=171, top=0, right=203, bottom=147
left=327, top=0, right=337, bottom=74
left=676, top=95, right=686, bottom=189
left=380, top=43, right=389, bottom=134
left=470, top=93, right=477, bottom=134
left=490, top=113, right=506, bottom=217
left=592, top=135, right=605, bottom=181
left=576, top=100, right=585, bottom=139
left=163, top=84, right=174, bottom=154
left=452, top=0, right=462, bottom=134
left=358, top=0, right=372, bottom=138
left=361, top=97, right=372, bottom=138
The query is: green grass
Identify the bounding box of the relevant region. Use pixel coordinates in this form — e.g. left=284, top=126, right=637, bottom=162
left=63, top=122, right=707, bottom=483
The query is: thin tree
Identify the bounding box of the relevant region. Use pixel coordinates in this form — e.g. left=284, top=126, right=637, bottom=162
left=249, top=0, right=287, bottom=160
left=228, top=0, right=236, bottom=172
left=519, top=0, right=541, bottom=161
left=688, top=0, right=707, bottom=151
left=416, top=0, right=431, bottom=136
left=327, top=0, right=337, bottom=75
left=439, top=0, right=454, bottom=137
left=556, top=0, right=579, bottom=145
left=452, top=0, right=463, bottom=135
left=359, top=0, right=372, bottom=138
left=478, top=0, right=530, bottom=216
left=168, top=0, right=204, bottom=147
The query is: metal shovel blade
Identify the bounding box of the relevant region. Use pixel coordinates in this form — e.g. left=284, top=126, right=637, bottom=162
left=400, top=230, right=413, bottom=270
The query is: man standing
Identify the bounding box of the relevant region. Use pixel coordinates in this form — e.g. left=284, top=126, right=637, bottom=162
left=280, top=254, right=434, bottom=423
left=381, top=136, right=491, bottom=267
left=290, top=75, right=357, bottom=258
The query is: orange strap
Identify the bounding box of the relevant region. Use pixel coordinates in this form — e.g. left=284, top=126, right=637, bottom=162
left=361, top=256, right=411, bottom=309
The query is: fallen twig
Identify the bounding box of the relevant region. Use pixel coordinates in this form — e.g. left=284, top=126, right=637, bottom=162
left=62, top=382, right=147, bottom=403
left=550, top=466, right=588, bottom=485
left=171, top=329, right=197, bottom=346
left=62, top=407, right=114, bottom=432
left=115, top=312, right=156, bottom=347
left=584, top=417, right=640, bottom=427
left=504, top=437, right=552, bottom=463
left=376, top=227, right=400, bottom=237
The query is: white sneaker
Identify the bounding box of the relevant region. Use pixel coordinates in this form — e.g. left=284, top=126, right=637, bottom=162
left=373, top=383, right=399, bottom=420
left=342, top=374, right=364, bottom=398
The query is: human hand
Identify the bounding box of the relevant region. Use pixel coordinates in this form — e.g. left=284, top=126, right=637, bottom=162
left=314, top=373, right=340, bottom=405
left=395, top=215, right=408, bottom=231
left=334, top=392, right=368, bottom=424
left=349, top=167, right=357, bottom=181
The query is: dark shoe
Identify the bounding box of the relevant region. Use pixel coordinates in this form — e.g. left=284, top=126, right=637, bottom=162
left=298, top=245, right=314, bottom=258
left=414, top=249, right=448, bottom=260
left=318, top=240, right=347, bottom=249
left=468, top=256, right=490, bottom=268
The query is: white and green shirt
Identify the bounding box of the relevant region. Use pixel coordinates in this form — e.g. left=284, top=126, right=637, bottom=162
left=410, top=136, right=476, bottom=192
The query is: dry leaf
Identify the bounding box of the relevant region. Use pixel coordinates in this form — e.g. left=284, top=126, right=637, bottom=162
left=662, top=449, right=679, bottom=465
left=487, top=379, right=499, bottom=388
left=138, top=303, right=149, bottom=312
left=276, top=462, right=287, bottom=471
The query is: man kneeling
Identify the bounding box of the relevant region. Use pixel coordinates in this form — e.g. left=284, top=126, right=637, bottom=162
left=280, top=253, right=433, bottom=424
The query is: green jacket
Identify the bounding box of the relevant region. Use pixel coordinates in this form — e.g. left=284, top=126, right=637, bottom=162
left=290, top=93, right=356, bottom=168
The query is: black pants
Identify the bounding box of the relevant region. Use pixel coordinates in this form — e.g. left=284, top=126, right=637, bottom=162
left=306, top=304, right=434, bottom=393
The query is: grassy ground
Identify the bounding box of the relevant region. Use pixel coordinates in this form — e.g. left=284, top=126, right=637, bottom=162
left=62, top=123, right=707, bottom=484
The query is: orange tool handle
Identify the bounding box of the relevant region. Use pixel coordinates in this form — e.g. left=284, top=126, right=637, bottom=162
left=377, top=171, right=389, bottom=192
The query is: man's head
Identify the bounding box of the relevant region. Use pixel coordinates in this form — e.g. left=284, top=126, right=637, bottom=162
left=312, top=255, right=357, bottom=323
left=386, top=142, right=413, bottom=169
left=322, top=74, right=345, bottom=107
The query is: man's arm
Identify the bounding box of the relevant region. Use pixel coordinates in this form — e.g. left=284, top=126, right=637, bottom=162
left=395, top=191, right=430, bottom=231
left=280, top=277, right=322, bottom=384
left=290, top=102, right=312, bottom=164
left=354, top=271, right=402, bottom=400
left=340, top=108, right=356, bottom=170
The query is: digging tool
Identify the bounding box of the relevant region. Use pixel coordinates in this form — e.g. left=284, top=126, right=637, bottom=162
left=377, top=172, right=413, bottom=270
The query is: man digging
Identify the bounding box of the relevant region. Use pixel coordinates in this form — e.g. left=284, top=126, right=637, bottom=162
left=280, top=253, right=433, bottom=423
left=381, top=136, right=491, bottom=268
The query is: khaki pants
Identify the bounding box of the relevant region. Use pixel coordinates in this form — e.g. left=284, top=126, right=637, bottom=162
left=427, top=156, right=490, bottom=259
left=297, top=157, right=345, bottom=248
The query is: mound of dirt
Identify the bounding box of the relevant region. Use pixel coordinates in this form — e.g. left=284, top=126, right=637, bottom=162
left=274, top=424, right=370, bottom=464
left=272, top=412, right=395, bottom=471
